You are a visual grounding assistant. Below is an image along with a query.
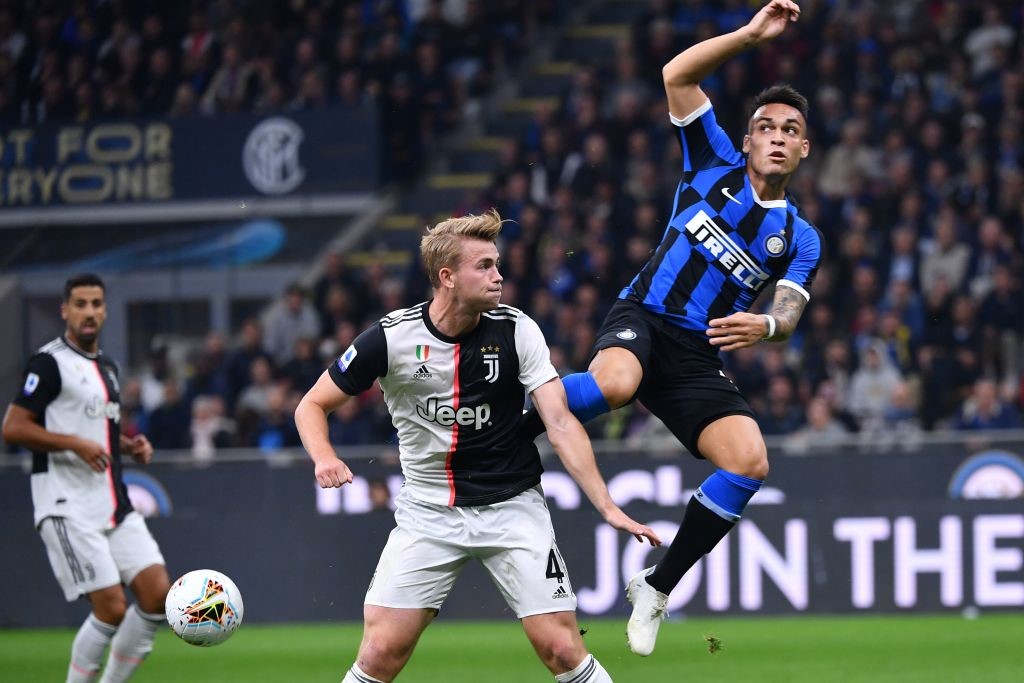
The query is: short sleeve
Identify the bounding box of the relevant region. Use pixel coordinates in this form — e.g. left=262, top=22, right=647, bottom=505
left=327, top=323, right=388, bottom=395
left=514, top=314, right=558, bottom=393
left=777, top=225, right=824, bottom=301
left=671, top=100, right=742, bottom=173
left=12, top=353, right=61, bottom=416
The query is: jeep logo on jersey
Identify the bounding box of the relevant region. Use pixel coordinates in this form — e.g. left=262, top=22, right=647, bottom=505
left=85, top=396, right=121, bottom=423
left=416, top=399, right=491, bottom=429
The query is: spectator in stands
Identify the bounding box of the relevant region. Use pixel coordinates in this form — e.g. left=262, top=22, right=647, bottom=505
left=190, top=395, right=235, bottom=463
left=184, top=332, right=231, bottom=406
left=264, top=283, right=320, bottom=365
left=758, top=376, right=805, bottom=437
left=226, top=318, right=274, bottom=410
left=201, top=41, right=254, bottom=114
left=281, top=338, right=322, bottom=394
left=236, top=356, right=275, bottom=418
left=327, top=398, right=372, bottom=446
left=783, top=397, right=851, bottom=455
left=254, top=386, right=300, bottom=451
left=956, top=377, right=1021, bottom=430
left=978, top=264, right=1023, bottom=383
left=847, top=340, right=904, bottom=432
left=146, top=379, right=191, bottom=450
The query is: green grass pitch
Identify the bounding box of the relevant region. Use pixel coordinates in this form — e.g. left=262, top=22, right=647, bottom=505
left=2, top=614, right=1022, bottom=682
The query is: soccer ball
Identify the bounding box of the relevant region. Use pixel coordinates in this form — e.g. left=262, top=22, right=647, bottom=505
left=165, top=569, right=244, bottom=646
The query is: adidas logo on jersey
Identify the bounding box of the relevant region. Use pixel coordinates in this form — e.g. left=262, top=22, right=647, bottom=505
left=552, top=585, right=570, bottom=599
left=412, top=365, right=433, bottom=380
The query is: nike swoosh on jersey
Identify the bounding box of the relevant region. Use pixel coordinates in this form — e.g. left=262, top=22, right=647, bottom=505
left=721, top=187, right=742, bottom=205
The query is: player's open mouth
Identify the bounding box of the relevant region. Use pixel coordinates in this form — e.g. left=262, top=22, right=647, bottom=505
left=769, top=152, right=786, bottom=160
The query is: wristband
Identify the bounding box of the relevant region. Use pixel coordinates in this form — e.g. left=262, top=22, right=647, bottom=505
left=761, top=314, right=777, bottom=340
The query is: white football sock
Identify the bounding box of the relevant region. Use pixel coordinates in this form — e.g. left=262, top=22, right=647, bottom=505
left=554, top=654, right=612, bottom=683
left=67, top=613, right=116, bottom=683
left=342, top=662, right=386, bottom=683
left=98, top=605, right=164, bottom=683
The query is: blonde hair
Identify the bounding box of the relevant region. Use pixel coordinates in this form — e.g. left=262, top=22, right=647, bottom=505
left=420, top=209, right=504, bottom=288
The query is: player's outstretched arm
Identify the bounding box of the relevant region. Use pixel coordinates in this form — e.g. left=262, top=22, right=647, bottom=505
left=294, top=370, right=355, bottom=488
left=706, top=283, right=808, bottom=351
left=2, top=404, right=110, bottom=472
left=531, top=379, right=661, bottom=546
left=662, top=0, right=800, bottom=119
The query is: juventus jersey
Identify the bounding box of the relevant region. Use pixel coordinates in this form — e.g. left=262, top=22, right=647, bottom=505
left=622, top=99, right=823, bottom=332
left=328, top=302, right=558, bottom=507
left=13, top=337, right=131, bottom=530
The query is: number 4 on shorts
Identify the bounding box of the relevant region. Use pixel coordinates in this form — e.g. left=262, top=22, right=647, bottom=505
left=546, top=549, right=565, bottom=584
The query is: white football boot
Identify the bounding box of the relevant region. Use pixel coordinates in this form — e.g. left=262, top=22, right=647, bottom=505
left=625, top=567, right=668, bottom=656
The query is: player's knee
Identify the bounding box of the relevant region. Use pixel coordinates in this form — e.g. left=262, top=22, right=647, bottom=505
left=589, top=368, right=634, bottom=408
left=536, top=634, right=586, bottom=673
left=358, top=637, right=412, bottom=678
left=733, top=442, right=769, bottom=480
left=93, top=592, right=129, bottom=625
left=137, top=584, right=169, bottom=615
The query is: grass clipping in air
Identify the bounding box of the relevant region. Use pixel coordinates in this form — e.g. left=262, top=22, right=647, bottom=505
left=704, top=634, right=722, bottom=654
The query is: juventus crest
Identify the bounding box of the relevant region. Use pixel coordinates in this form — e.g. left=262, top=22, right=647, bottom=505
left=482, top=345, right=500, bottom=383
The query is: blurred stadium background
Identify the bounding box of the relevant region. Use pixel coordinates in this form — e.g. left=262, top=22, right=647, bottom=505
left=1, top=0, right=1022, bottom=680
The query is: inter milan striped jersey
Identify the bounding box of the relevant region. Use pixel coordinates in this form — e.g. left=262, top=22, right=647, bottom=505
left=621, top=100, right=823, bottom=332
left=13, top=337, right=131, bottom=529
left=328, top=302, right=558, bottom=507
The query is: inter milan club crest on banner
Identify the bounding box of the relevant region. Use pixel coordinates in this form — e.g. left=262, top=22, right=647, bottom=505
left=415, top=345, right=430, bottom=361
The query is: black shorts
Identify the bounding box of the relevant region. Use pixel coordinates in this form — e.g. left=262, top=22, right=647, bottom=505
left=593, top=299, right=754, bottom=458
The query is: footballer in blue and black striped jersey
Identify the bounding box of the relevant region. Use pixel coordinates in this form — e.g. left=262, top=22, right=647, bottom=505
left=518, top=1, right=823, bottom=658
left=623, top=98, right=822, bottom=332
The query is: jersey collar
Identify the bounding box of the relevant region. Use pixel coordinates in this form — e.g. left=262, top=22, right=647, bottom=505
left=749, top=182, right=787, bottom=209
left=422, top=299, right=482, bottom=344
left=62, top=334, right=101, bottom=359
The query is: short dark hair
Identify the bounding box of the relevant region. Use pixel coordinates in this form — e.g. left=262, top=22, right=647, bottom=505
left=749, top=84, right=809, bottom=129
left=64, top=273, right=105, bottom=300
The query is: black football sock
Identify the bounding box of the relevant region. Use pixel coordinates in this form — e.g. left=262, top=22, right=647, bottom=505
left=646, top=494, right=736, bottom=595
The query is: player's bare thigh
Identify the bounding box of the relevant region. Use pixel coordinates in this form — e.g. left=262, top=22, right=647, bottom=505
left=588, top=347, right=643, bottom=408
left=696, top=414, right=770, bottom=479
left=357, top=605, right=436, bottom=680
left=520, top=610, right=588, bottom=674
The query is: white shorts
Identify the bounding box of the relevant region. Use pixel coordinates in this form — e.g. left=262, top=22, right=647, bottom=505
left=38, top=511, right=165, bottom=602
left=365, top=486, right=577, bottom=618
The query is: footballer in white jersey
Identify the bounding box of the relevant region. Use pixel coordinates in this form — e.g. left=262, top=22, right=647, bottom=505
left=3, top=274, right=170, bottom=682
left=295, top=211, right=658, bottom=683
left=329, top=301, right=556, bottom=506
left=15, top=336, right=133, bottom=530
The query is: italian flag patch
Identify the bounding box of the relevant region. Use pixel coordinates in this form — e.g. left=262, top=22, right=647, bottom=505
left=415, top=345, right=430, bottom=361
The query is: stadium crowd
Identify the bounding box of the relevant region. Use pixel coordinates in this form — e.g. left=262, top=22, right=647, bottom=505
left=7, top=0, right=1024, bottom=458
left=0, top=0, right=555, bottom=181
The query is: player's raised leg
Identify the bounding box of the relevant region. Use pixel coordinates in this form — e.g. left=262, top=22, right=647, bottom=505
left=521, top=612, right=612, bottom=682
left=523, top=345, right=644, bottom=439
left=628, top=415, right=767, bottom=655
left=343, top=606, right=435, bottom=682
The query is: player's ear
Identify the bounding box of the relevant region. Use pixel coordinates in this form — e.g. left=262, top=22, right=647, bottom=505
left=60, top=302, right=68, bottom=321
left=742, top=134, right=751, bottom=154
left=800, top=138, right=810, bottom=158
left=438, top=266, right=455, bottom=289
